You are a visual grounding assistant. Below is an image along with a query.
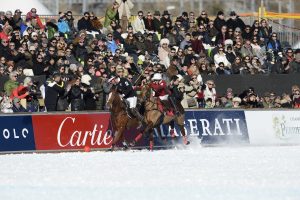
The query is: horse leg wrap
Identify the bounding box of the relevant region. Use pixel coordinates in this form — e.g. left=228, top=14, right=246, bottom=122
left=170, top=129, right=176, bottom=138
left=149, top=140, right=154, bottom=151
left=135, top=133, right=143, bottom=142
left=183, top=136, right=190, bottom=145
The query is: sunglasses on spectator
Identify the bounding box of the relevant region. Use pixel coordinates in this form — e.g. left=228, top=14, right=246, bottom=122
left=201, top=13, right=207, bottom=15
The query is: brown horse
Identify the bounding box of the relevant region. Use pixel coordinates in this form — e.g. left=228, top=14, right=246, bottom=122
left=106, top=88, right=141, bottom=150
left=131, top=85, right=190, bottom=150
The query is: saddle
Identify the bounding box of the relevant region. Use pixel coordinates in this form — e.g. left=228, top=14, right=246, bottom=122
left=157, top=99, right=174, bottom=116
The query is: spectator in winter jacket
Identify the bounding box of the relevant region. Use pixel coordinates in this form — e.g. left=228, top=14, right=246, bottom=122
left=226, top=11, right=246, bottom=31
left=104, top=2, right=119, bottom=28
left=132, top=11, right=146, bottom=34
left=4, top=71, right=19, bottom=96
left=65, top=11, right=76, bottom=34
left=78, top=12, right=93, bottom=31
left=44, top=73, right=65, bottom=111
left=12, top=97, right=27, bottom=112
left=68, top=77, right=84, bottom=111
left=213, top=11, right=226, bottom=33
left=13, top=9, right=23, bottom=29
left=25, top=8, right=45, bottom=30
left=116, top=0, right=134, bottom=32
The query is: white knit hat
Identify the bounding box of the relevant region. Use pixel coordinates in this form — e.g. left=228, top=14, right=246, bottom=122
left=81, top=74, right=92, bottom=86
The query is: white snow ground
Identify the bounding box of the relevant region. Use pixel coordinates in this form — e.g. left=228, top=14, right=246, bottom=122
left=0, top=146, right=300, bottom=200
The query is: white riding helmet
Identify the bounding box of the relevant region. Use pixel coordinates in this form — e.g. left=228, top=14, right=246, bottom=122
left=152, top=73, right=162, bottom=81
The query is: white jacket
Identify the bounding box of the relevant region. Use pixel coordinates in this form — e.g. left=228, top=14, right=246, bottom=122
left=203, top=84, right=217, bottom=106
left=116, top=0, right=134, bottom=19
left=132, top=17, right=145, bottom=34
left=214, top=53, right=230, bottom=68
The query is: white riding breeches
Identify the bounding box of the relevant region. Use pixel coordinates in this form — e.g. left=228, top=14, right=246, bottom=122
left=126, top=96, right=137, bottom=108
left=159, top=95, right=169, bottom=101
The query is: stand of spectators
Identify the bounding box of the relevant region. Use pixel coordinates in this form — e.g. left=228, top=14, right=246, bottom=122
left=1, top=5, right=300, bottom=113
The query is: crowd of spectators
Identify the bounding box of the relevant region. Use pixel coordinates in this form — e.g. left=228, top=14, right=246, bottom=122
left=1, top=2, right=300, bottom=113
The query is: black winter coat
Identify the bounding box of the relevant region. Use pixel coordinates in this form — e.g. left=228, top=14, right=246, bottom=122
left=45, top=82, right=65, bottom=111
left=77, top=17, right=93, bottom=31
left=69, top=85, right=84, bottom=111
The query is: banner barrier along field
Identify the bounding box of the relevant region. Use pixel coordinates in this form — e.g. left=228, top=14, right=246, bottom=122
left=32, top=113, right=113, bottom=150
left=9, top=109, right=300, bottom=153
left=245, top=111, right=300, bottom=145
left=0, top=115, right=36, bottom=152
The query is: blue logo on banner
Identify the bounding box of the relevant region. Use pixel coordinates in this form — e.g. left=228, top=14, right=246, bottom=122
left=0, top=116, right=36, bottom=151
left=184, top=110, right=249, bottom=144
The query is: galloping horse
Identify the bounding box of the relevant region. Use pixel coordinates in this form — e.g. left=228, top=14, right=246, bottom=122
left=131, top=85, right=190, bottom=150
left=106, top=88, right=141, bottom=150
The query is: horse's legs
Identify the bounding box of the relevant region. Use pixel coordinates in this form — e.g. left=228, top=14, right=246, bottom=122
left=169, top=121, right=176, bottom=138
left=175, top=115, right=190, bottom=145
left=149, top=129, right=154, bottom=151
left=155, top=127, right=167, bottom=144
left=130, top=122, right=154, bottom=146
left=112, top=126, right=126, bottom=147
left=178, top=124, right=190, bottom=145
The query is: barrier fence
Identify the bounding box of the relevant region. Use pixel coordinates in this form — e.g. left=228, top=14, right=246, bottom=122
left=0, top=110, right=300, bottom=153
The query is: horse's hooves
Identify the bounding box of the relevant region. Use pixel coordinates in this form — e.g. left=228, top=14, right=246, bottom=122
left=129, top=141, right=136, bottom=147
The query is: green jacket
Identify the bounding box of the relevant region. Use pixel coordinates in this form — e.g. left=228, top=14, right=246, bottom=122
left=104, top=8, right=118, bottom=27
left=4, top=80, right=19, bottom=96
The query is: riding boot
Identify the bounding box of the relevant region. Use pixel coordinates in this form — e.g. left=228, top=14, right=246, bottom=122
left=131, top=107, right=144, bottom=121
left=169, top=97, right=180, bottom=116
left=131, top=108, right=146, bottom=129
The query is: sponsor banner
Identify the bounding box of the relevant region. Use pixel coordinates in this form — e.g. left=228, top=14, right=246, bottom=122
left=184, top=110, right=249, bottom=144
left=32, top=113, right=113, bottom=150
left=0, top=115, right=36, bottom=151
left=140, top=110, right=250, bottom=145
left=245, top=111, right=300, bottom=145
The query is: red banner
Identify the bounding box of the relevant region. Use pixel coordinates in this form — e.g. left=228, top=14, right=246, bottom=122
left=32, top=113, right=113, bottom=150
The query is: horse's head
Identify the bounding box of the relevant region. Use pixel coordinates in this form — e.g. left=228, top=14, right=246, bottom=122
left=106, top=87, right=125, bottom=112
left=106, top=88, right=118, bottom=110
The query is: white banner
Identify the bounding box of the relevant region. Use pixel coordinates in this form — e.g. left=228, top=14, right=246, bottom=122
left=245, top=110, right=300, bottom=145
